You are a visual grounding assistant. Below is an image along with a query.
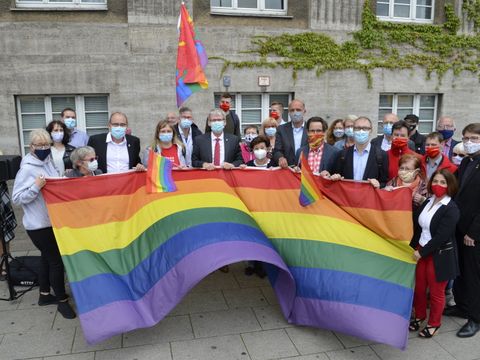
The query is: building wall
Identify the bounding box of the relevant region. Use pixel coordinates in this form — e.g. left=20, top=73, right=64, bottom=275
left=0, top=0, right=477, bottom=155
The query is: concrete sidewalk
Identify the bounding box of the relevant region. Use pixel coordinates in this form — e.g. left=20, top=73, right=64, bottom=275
left=1, top=207, right=479, bottom=360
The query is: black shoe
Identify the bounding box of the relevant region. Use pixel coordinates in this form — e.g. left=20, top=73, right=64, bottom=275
left=38, top=294, right=58, bottom=306
left=57, top=301, right=76, bottom=319
left=443, top=306, right=468, bottom=319
left=457, top=319, right=480, bottom=338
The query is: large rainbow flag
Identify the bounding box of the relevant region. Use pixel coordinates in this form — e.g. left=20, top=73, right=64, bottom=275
left=42, top=170, right=415, bottom=349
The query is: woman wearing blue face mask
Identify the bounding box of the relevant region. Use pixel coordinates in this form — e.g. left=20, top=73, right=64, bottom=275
left=334, top=116, right=357, bottom=150
left=326, top=119, right=345, bottom=145
left=12, top=129, right=76, bottom=319
left=260, top=117, right=279, bottom=159
left=142, top=120, right=186, bottom=168
left=46, top=120, right=75, bottom=176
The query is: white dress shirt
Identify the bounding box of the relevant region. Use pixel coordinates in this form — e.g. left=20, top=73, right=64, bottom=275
left=381, top=135, right=391, bottom=151
left=106, top=132, right=130, bottom=173
left=292, top=123, right=304, bottom=154
left=180, top=129, right=193, bottom=167
left=418, top=195, right=451, bottom=247
left=210, top=132, right=225, bottom=165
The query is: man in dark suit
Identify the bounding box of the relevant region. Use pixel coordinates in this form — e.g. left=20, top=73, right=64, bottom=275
left=87, top=112, right=142, bottom=174
left=437, top=116, right=460, bottom=161
left=273, top=99, right=308, bottom=168
left=295, top=116, right=339, bottom=175
left=205, top=93, right=241, bottom=137
left=444, top=123, right=480, bottom=338
left=405, top=114, right=426, bottom=155
left=192, top=109, right=243, bottom=169
left=332, top=116, right=389, bottom=188
left=175, top=106, right=202, bottom=167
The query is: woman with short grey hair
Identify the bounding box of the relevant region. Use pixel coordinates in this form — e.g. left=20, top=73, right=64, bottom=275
left=65, top=146, right=102, bottom=177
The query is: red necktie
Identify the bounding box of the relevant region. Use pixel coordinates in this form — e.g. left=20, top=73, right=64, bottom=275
left=214, top=137, right=220, bottom=166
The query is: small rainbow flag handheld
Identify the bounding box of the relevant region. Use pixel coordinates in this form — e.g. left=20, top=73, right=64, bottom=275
left=299, top=153, right=322, bottom=206
left=146, top=149, right=177, bottom=193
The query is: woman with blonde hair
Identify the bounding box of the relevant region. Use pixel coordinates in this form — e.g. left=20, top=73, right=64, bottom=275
left=260, top=117, right=278, bottom=159
left=143, top=120, right=186, bottom=167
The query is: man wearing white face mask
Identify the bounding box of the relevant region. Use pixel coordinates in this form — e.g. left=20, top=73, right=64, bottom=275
left=273, top=99, right=308, bottom=168
left=331, top=116, right=389, bottom=188
left=192, top=109, right=243, bottom=170
left=174, top=106, right=202, bottom=167
left=60, top=108, right=89, bottom=148
left=87, top=112, right=143, bottom=173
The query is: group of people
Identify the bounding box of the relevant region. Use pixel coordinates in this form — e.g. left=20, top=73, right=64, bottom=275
left=7, top=94, right=480, bottom=342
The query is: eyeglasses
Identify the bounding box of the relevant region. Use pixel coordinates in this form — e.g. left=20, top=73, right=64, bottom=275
left=353, top=127, right=372, bottom=131
left=453, top=153, right=465, bottom=158
left=308, top=129, right=324, bottom=134
left=437, top=125, right=455, bottom=130
left=462, top=136, right=480, bottom=142
left=83, top=156, right=98, bottom=162
left=32, top=143, right=51, bottom=150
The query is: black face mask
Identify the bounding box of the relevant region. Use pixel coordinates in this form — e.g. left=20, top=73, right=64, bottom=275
left=407, top=124, right=416, bottom=132
left=34, top=148, right=51, bottom=161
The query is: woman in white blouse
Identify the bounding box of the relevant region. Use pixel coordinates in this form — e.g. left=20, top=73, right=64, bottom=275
left=409, top=168, right=460, bottom=338
left=46, top=120, right=75, bottom=176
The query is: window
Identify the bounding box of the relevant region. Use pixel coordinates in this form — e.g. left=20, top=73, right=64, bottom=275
left=378, top=93, right=438, bottom=134
left=376, top=0, right=433, bottom=23
left=210, top=0, right=287, bottom=16
left=214, top=93, right=292, bottom=134
left=16, top=95, right=109, bottom=155
left=15, top=0, right=107, bottom=10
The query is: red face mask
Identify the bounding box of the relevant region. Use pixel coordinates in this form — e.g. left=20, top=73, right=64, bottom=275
left=392, top=137, right=408, bottom=149
left=219, top=103, right=230, bottom=112
left=426, top=146, right=441, bottom=159
left=269, top=111, right=279, bottom=120
left=431, top=184, right=447, bottom=198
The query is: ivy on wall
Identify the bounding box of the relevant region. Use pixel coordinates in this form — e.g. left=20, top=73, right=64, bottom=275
left=463, top=0, right=480, bottom=31
left=212, top=1, right=480, bottom=87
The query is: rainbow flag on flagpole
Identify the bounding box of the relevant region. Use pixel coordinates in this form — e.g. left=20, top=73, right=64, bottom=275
left=176, top=3, right=208, bottom=107
left=146, top=150, right=176, bottom=193
left=299, top=153, right=322, bottom=206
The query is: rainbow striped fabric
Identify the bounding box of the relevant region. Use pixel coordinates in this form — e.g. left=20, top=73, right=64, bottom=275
left=146, top=150, right=177, bottom=193
left=42, top=170, right=415, bottom=349
left=299, top=153, right=322, bottom=206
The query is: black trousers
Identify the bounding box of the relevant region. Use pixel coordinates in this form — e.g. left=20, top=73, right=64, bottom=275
left=453, top=231, right=480, bottom=323
left=26, top=227, right=67, bottom=301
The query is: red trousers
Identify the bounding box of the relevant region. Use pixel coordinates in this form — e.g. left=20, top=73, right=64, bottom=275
left=414, top=254, right=448, bottom=327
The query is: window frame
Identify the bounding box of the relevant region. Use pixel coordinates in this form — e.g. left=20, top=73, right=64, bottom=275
left=15, top=0, right=108, bottom=11
left=378, top=93, right=439, bottom=135
left=210, top=0, right=288, bottom=17
left=376, top=0, right=434, bottom=24
left=16, top=94, right=110, bottom=155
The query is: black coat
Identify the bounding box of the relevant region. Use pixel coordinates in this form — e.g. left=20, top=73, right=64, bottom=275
left=191, top=133, right=243, bottom=168
left=63, top=144, right=76, bottom=170
left=273, top=123, right=308, bottom=166
left=87, top=133, right=141, bottom=174
left=410, top=199, right=460, bottom=282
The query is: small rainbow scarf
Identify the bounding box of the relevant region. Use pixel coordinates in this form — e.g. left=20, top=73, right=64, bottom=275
left=146, top=149, right=177, bottom=193
left=299, top=153, right=322, bottom=206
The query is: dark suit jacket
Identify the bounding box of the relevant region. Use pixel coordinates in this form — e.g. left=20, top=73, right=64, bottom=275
left=273, top=123, right=308, bottom=166
left=174, top=123, right=203, bottom=146
left=370, top=135, right=416, bottom=152
left=445, top=138, right=460, bottom=161
left=205, top=112, right=241, bottom=137
left=87, top=133, right=141, bottom=174
left=455, top=154, right=480, bottom=241
left=410, top=131, right=426, bottom=155
left=334, top=144, right=389, bottom=187
left=191, top=133, right=243, bottom=168
left=295, top=143, right=340, bottom=174
left=410, top=199, right=460, bottom=281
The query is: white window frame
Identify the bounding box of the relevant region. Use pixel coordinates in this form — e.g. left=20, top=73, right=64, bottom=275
left=378, top=93, right=438, bottom=135
left=15, top=0, right=107, bottom=11
left=376, top=0, right=434, bottom=24
left=210, top=0, right=288, bottom=17
left=16, top=94, right=110, bottom=155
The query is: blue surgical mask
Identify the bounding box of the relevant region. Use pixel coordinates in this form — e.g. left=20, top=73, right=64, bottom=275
left=159, top=133, right=173, bottom=142
left=383, top=123, right=393, bottom=136
left=438, top=129, right=454, bottom=140
left=345, top=127, right=354, bottom=137
left=210, top=121, right=225, bottom=133
left=111, top=126, right=126, bottom=140
left=51, top=132, right=64, bottom=143
left=265, top=127, right=277, bottom=137
left=354, top=130, right=370, bottom=144
left=291, top=111, right=304, bottom=123
left=333, top=129, right=345, bottom=138
left=180, top=118, right=193, bottom=129
left=64, top=118, right=76, bottom=129
left=34, top=148, right=51, bottom=161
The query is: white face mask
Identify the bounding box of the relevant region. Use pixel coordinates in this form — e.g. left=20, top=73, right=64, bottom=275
left=452, top=155, right=464, bottom=165
left=87, top=160, right=98, bottom=172
left=254, top=149, right=267, bottom=160
left=464, top=141, right=480, bottom=155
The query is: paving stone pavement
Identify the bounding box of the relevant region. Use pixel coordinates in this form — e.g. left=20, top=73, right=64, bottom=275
left=1, top=195, right=480, bottom=360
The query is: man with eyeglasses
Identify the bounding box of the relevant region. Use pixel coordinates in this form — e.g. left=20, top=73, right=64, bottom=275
left=87, top=112, right=143, bottom=173
left=331, top=116, right=389, bottom=188
left=436, top=116, right=459, bottom=161
left=444, top=123, right=480, bottom=338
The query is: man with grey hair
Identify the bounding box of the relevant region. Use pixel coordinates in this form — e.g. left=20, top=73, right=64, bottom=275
left=437, top=116, right=459, bottom=161
left=192, top=109, right=243, bottom=170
